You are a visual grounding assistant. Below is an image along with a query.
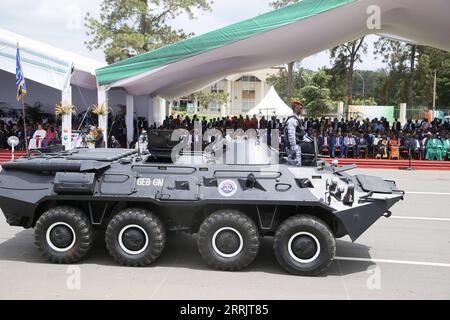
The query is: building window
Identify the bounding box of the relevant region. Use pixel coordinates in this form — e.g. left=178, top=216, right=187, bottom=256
left=237, top=75, right=261, bottom=83
left=242, top=99, right=256, bottom=113
left=210, top=81, right=225, bottom=93
left=209, top=101, right=220, bottom=112
left=241, top=75, right=257, bottom=112
left=207, top=80, right=225, bottom=112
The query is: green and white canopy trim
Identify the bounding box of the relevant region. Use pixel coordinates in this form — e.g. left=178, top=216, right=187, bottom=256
left=96, top=0, right=449, bottom=100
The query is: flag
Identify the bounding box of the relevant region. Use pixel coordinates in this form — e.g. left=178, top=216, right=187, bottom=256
left=16, top=45, right=27, bottom=101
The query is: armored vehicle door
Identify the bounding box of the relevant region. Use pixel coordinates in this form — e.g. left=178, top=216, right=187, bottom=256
left=99, top=173, right=135, bottom=195
left=156, top=176, right=200, bottom=201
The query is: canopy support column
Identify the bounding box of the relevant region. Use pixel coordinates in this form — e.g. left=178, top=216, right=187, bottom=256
left=338, top=101, right=345, bottom=120
left=399, top=103, right=407, bottom=126
left=149, top=96, right=166, bottom=128
left=61, top=85, right=72, bottom=151
left=126, top=94, right=134, bottom=148
left=97, top=86, right=108, bottom=148
left=224, top=80, right=232, bottom=117
left=166, top=100, right=172, bottom=119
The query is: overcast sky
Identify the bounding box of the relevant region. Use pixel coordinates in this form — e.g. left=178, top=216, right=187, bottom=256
left=0, top=0, right=385, bottom=71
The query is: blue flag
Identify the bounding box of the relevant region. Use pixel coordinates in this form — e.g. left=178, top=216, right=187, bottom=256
left=16, top=46, right=27, bottom=101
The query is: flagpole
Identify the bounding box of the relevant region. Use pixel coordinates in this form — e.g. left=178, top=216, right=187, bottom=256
left=16, top=41, right=28, bottom=151
left=20, top=96, right=28, bottom=151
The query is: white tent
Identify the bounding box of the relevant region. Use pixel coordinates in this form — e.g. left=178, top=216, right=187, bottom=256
left=247, top=86, right=293, bottom=118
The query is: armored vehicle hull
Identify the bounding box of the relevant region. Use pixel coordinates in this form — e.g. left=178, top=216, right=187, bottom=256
left=0, top=148, right=403, bottom=275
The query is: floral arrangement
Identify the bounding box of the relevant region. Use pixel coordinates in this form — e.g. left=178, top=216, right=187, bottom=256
left=55, top=102, right=76, bottom=117
left=91, top=103, right=109, bottom=116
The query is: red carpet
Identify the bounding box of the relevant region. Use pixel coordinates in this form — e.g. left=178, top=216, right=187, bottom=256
left=0, top=150, right=28, bottom=164
left=323, top=158, right=450, bottom=171
left=0, top=151, right=449, bottom=170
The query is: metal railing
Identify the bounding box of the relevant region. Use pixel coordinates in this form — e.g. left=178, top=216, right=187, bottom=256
left=393, top=106, right=450, bottom=121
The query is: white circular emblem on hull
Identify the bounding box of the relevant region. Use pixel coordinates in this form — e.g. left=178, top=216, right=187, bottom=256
left=218, top=180, right=238, bottom=197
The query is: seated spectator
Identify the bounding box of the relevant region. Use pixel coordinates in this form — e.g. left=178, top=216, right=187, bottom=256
left=356, top=133, right=369, bottom=158
left=110, top=136, right=121, bottom=148
left=389, top=135, right=401, bottom=160
left=373, top=133, right=382, bottom=157
left=414, top=133, right=425, bottom=159
left=344, top=132, right=357, bottom=158
left=30, top=124, right=47, bottom=149
left=319, top=132, right=331, bottom=156
left=375, top=135, right=389, bottom=159
left=425, top=133, right=444, bottom=161
left=421, top=132, right=432, bottom=157
left=402, top=132, right=415, bottom=158
left=443, top=133, right=450, bottom=160
left=331, top=132, right=344, bottom=158
left=42, top=127, right=58, bottom=148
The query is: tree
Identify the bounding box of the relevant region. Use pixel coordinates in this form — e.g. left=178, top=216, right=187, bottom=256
left=301, top=71, right=336, bottom=117
left=374, top=38, right=450, bottom=108
left=374, top=38, right=416, bottom=106
left=330, top=38, right=367, bottom=105
left=414, top=46, right=450, bottom=107
left=266, top=66, right=314, bottom=102
left=85, top=0, right=213, bottom=64
left=270, top=0, right=301, bottom=104
left=192, top=91, right=230, bottom=111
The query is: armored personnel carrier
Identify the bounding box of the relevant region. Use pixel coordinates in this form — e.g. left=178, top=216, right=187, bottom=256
left=0, top=141, right=404, bottom=276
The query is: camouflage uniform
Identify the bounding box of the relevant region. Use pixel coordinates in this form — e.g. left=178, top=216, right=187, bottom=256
left=284, top=115, right=305, bottom=166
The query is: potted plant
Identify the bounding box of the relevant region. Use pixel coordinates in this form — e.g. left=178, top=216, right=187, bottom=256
left=91, top=103, right=109, bottom=116
left=55, top=102, right=76, bottom=150
left=55, top=102, right=77, bottom=117
left=91, top=103, right=109, bottom=148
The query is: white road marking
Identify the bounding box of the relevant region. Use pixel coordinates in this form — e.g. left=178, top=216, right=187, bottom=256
left=406, top=191, right=450, bottom=196
left=151, top=268, right=173, bottom=298
left=336, top=260, right=350, bottom=300
left=335, top=257, right=450, bottom=268
left=391, top=216, right=450, bottom=222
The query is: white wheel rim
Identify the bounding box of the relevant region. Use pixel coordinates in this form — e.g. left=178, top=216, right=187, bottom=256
left=212, top=227, right=244, bottom=258
left=46, top=222, right=77, bottom=252
left=118, top=225, right=149, bottom=255
left=288, top=232, right=321, bottom=264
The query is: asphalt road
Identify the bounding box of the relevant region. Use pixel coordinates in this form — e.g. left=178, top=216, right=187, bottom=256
left=0, top=169, right=449, bottom=300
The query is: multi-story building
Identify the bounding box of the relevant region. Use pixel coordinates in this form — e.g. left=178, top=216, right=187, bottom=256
left=176, top=67, right=283, bottom=116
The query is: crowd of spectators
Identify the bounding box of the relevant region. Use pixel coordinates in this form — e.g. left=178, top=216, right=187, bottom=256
left=158, top=114, right=450, bottom=161
left=1, top=110, right=449, bottom=161
left=0, top=114, right=60, bottom=150
left=311, top=117, right=450, bottom=161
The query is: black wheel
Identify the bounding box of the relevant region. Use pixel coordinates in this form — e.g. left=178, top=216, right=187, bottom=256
left=274, top=215, right=336, bottom=276
left=105, top=208, right=166, bottom=267
left=197, top=210, right=260, bottom=271
left=34, top=206, right=93, bottom=264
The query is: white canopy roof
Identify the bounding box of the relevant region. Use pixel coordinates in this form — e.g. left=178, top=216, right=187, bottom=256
left=247, top=86, right=293, bottom=118
left=98, top=0, right=450, bottom=100
left=0, top=28, right=105, bottom=91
